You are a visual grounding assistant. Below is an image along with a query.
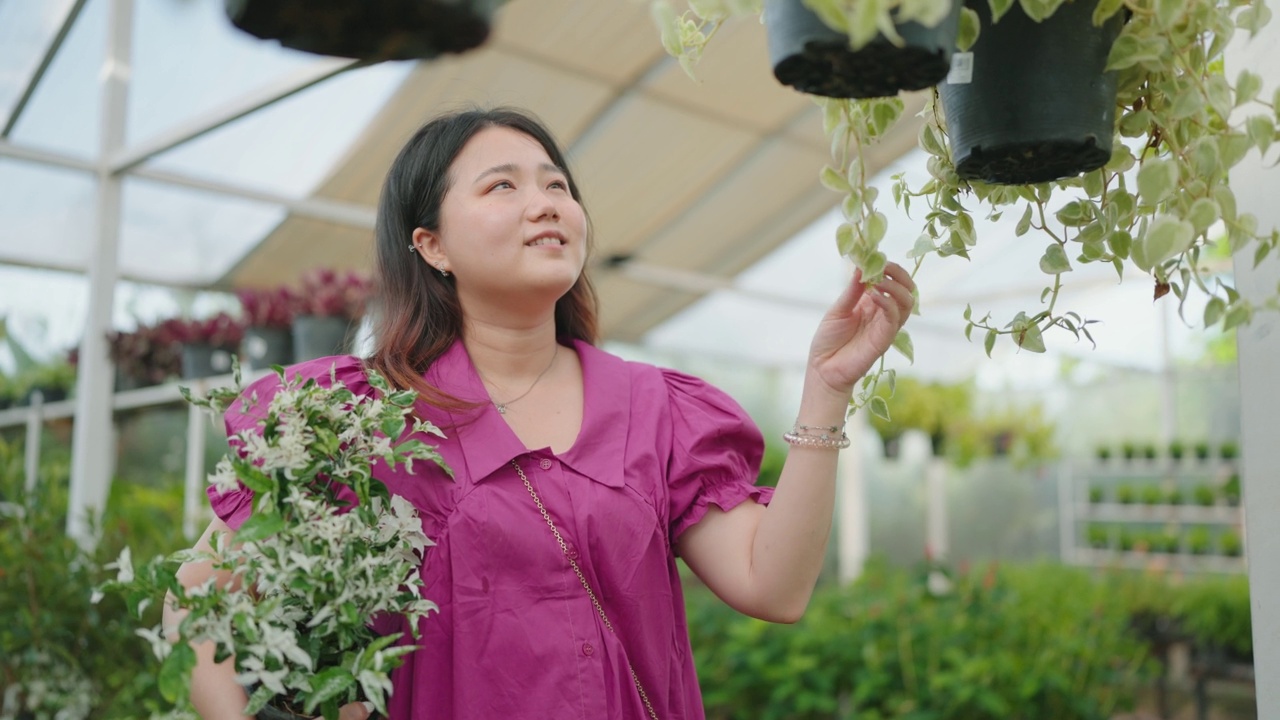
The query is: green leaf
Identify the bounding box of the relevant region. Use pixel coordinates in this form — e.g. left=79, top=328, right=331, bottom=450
left=1107, top=34, right=1165, bottom=71
left=907, top=233, right=937, bottom=259
left=836, top=223, right=856, bottom=256
left=652, top=1, right=683, bottom=57
left=158, top=642, right=196, bottom=703
left=1247, top=115, right=1275, bottom=155
left=869, top=396, right=891, bottom=422
left=1236, top=69, right=1263, bottom=107
left=1092, top=0, right=1126, bottom=24
left=866, top=211, right=889, bottom=246
left=861, top=251, right=888, bottom=279
left=892, top=331, right=915, bottom=364
left=1054, top=200, right=1091, bottom=227
left=984, top=329, right=997, bottom=358
left=1154, top=0, right=1185, bottom=28
left=1015, top=205, right=1033, bottom=236
left=821, top=165, right=851, bottom=193
left=1188, top=198, right=1221, bottom=233
left=1203, top=297, right=1227, bottom=327
left=244, top=684, right=274, bottom=715
left=957, top=7, right=980, bottom=50
left=1039, top=244, right=1073, bottom=274
left=1141, top=217, right=1196, bottom=270
left=306, top=667, right=357, bottom=713
left=989, top=0, right=1016, bottom=21
left=1137, top=159, right=1177, bottom=205
left=1206, top=75, right=1233, bottom=121
left=1223, top=303, right=1253, bottom=331
left=235, top=511, right=287, bottom=544
left=1014, top=323, right=1047, bottom=353
left=850, top=0, right=881, bottom=49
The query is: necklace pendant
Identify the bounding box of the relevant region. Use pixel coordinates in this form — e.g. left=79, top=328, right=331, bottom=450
left=496, top=404, right=507, bottom=414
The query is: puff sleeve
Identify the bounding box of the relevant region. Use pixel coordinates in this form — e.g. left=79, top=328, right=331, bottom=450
left=206, top=355, right=372, bottom=530
left=663, top=368, right=774, bottom=544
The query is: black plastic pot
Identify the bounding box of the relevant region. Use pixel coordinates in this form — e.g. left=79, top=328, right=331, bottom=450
left=244, top=326, right=294, bottom=370
left=292, top=315, right=355, bottom=362
left=881, top=435, right=902, bottom=459
left=224, top=0, right=505, bottom=61
left=937, top=0, right=1125, bottom=184
left=764, top=0, right=963, bottom=98
left=182, top=343, right=238, bottom=380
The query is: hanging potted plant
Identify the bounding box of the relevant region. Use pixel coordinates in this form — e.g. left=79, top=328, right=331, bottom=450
left=1193, top=440, right=1212, bottom=461
left=654, top=0, right=1279, bottom=417
left=1192, top=483, right=1216, bottom=507
left=1221, top=473, right=1241, bottom=506
left=292, top=269, right=373, bottom=363
left=1220, top=529, right=1243, bottom=556
left=1168, top=439, right=1185, bottom=461
left=1186, top=526, right=1212, bottom=554
left=172, top=313, right=246, bottom=380
left=224, top=0, right=510, bottom=61
left=97, top=364, right=447, bottom=719
left=238, top=287, right=298, bottom=371
left=1219, top=440, right=1239, bottom=460
left=655, top=0, right=967, bottom=99
left=1086, top=523, right=1110, bottom=548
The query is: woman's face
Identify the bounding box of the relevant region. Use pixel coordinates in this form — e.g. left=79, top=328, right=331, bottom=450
left=427, top=126, right=588, bottom=310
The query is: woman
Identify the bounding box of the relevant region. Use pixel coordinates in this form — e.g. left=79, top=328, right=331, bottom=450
left=169, top=107, right=915, bottom=719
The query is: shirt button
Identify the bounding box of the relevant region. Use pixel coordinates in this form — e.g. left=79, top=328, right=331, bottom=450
left=539, top=458, right=553, bottom=470
left=582, top=643, right=594, bottom=657
left=567, top=546, right=579, bottom=560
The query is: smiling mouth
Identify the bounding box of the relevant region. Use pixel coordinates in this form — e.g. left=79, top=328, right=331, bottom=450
left=526, top=236, right=566, bottom=247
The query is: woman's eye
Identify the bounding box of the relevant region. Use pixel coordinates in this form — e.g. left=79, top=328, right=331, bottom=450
left=549, top=180, right=567, bottom=190
left=490, top=180, right=513, bottom=191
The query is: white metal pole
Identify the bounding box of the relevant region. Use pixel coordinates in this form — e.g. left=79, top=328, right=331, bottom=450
left=23, top=392, right=43, bottom=494
left=925, top=455, right=948, bottom=561
left=836, top=410, right=869, bottom=584
left=1226, top=18, right=1280, bottom=719
left=67, top=0, right=132, bottom=547
left=182, top=398, right=207, bottom=541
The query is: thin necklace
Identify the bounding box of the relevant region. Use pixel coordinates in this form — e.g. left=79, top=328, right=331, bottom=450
left=478, top=345, right=559, bottom=415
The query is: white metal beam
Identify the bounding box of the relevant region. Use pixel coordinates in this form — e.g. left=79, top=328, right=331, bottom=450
left=0, top=139, right=97, bottom=173
left=1, top=0, right=90, bottom=139
left=67, top=0, right=132, bottom=548
left=131, top=165, right=377, bottom=228
left=107, top=57, right=363, bottom=175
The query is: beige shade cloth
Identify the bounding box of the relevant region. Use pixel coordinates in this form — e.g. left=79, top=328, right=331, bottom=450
left=224, top=0, right=922, bottom=341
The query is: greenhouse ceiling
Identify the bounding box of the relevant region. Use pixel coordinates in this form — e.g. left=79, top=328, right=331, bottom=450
left=0, top=0, right=929, bottom=345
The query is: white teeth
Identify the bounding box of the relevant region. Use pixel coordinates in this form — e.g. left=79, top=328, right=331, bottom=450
left=528, top=237, right=563, bottom=247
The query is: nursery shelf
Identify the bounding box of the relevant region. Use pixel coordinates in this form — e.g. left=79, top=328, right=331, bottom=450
left=1078, top=503, right=1243, bottom=525
left=1071, top=548, right=1247, bottom=574
left=1079, top=460, right=1238, bottom=478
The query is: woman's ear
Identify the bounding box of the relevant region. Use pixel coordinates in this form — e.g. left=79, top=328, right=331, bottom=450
left=411, top=227, right=450, bottom=275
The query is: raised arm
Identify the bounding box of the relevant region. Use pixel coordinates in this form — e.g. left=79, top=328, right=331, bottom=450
left=676, top=263, right=914, bottom=623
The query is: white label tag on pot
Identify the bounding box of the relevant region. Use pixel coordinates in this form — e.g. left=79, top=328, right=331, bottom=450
left=947, top=52, right=974, bottom=85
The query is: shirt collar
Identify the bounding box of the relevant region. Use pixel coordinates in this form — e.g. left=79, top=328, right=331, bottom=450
left=428, top=338, right=629, bottom=488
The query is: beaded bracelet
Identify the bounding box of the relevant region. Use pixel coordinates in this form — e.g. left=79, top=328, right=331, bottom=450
left=783, top=421, right=851, bottom=450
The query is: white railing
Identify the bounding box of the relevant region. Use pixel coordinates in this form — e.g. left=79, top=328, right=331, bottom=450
left=0, top=371, right=267, bottom=540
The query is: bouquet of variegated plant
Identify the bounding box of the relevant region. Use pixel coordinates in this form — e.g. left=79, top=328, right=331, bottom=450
left=96, top=360, right=449, bottom=720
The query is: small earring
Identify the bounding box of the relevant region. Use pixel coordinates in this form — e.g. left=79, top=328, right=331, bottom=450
left=408, top=244, right=416, bottom=253
left=436, top=263, right=450, bottom=278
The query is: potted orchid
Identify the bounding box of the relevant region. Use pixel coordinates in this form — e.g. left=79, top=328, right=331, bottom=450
left=239, top=286, right=299, bottom=370
left=292, top=269, right=374, bottom=362
left=97, top=361, right=448, bottom=719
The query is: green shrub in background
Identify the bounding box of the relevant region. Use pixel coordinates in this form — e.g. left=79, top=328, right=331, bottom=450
left=0, top=436, right=188, bottom=719
left=686, top=559, right=1157, bottom=720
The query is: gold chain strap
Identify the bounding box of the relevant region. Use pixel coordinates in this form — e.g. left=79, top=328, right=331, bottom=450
left=511, top=460, right=660, bottom=720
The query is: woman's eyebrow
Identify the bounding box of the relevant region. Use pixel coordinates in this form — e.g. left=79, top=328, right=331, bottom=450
left=474, top=162, right=567, bottom=184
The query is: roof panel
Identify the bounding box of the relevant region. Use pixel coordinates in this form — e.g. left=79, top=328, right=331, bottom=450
left=118, top=177, right=285, bottom=286
left=570, top=94, right=758, bottom=256
left=8, top=0, right=104, bottom=159
left=0, top=158, right=95, bottom=272
left=641, top=19, right=811, bottom=134
left=0, top=0, right=78, bottom=123
left=125, top=0, right=336, bottom=147
left=144, top=62, right=414, bottom=200
left=492, top=0, right=667, bottom=84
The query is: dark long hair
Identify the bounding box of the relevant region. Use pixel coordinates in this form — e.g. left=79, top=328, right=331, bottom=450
left=367, top=108, right=599, bottom=409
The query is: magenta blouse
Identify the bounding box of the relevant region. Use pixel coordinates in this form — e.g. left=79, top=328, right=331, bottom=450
left=208, top=338, right=773, bottom=720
